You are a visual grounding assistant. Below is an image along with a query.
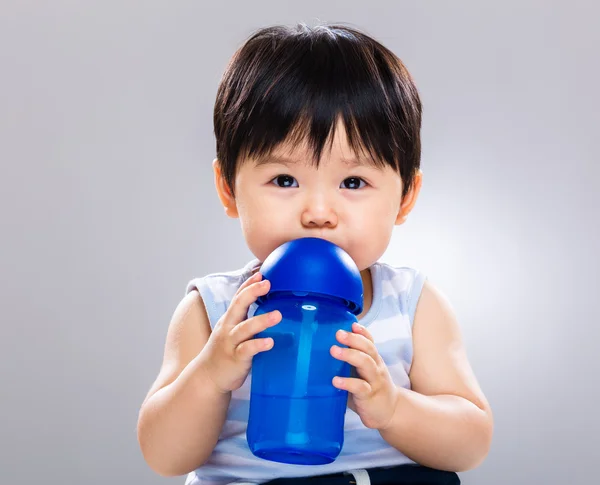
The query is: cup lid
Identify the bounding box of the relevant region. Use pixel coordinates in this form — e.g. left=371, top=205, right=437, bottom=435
left=256, top=237, right=364, bottom=315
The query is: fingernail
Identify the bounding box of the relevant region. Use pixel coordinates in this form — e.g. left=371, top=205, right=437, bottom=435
left=338, top=330, right=347, bottom=338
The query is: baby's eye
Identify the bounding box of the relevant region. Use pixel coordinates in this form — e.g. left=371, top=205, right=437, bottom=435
left=271, top=175, right=298, bottom=188
left=341, top=177, right=367, bottom=190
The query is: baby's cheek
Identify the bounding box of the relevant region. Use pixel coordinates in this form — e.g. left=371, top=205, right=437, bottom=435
left=244, top=223, right=290, bottom=262
left=354, top=222, right=394, bottom=267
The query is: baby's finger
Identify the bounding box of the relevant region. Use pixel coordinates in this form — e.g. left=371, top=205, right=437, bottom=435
left=238, top=271, right=263, bottom=292
left=235, top=337, right=274, bottom=362
left=332, top=376, right=372, bottom=399
left=353, top=323, right=375, bottom=343
left=330, top=345, right=379, bottom=383
left=336, top=329, right=380, bottom=364
left=229, top=310, right=282, bottom=345
left=225, top=276, right=271, bottom=327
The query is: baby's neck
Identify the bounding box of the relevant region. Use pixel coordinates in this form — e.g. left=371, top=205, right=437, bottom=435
left=357, top=268, right=373, bottom=321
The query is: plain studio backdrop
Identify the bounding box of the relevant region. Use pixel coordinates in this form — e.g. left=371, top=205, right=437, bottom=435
left=1, top=1, right=598, bottom=484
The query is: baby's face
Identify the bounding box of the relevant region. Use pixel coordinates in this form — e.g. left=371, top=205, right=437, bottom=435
left=217, top=122, right=415, bottom=271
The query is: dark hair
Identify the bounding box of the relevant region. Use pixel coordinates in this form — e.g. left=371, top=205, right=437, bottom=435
left=213, top=22, right=422, bottom=199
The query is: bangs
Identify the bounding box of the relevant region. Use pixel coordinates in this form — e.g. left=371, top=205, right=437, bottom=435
left=214, top=23, right=422, bottom=198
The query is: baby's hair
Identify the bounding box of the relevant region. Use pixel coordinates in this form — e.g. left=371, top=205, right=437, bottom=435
left=213, top=22, right=422, bottom=199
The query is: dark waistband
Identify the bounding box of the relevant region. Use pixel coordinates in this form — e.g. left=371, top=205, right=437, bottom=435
left=264, top=464, right=460, bottom=485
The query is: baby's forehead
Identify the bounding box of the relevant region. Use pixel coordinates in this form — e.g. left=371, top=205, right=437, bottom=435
left=250, top=135, right=381, bottom=168
left=240, top=114, right=389, bottom=172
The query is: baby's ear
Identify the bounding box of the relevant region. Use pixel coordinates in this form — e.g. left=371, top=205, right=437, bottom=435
left=213, top=159, right=239, bottom=218
left=395, top=169, right=422, bottom=225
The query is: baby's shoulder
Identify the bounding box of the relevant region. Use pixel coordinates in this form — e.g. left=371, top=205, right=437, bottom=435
left=375, top=262, right=423, bottom=286
left=184, top=260, right=260, bottom=326
left=373, top=262, right=427, bottom=327
left=185, top=259, right=259, bottom=297
left=374, top=261, right=426, bottom=298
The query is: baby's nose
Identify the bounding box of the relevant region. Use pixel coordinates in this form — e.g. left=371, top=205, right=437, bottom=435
left=301, top=197, right=338, bottom=228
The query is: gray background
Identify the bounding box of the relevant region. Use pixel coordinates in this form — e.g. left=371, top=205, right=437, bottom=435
left=1, top=1, right=598, bottom=484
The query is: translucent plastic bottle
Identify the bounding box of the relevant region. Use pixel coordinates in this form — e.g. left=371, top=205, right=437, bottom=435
left=246, top=237, right=364, bottom=465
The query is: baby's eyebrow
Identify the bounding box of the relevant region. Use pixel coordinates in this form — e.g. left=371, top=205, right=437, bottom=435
left=254, top=154, right=381, bottom=169
left=340, top=157, right=380, bottom=169
left=254, top=155, right=297, bottom=167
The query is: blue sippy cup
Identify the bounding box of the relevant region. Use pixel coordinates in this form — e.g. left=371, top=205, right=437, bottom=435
left=246, top=237, right=364, bottom=465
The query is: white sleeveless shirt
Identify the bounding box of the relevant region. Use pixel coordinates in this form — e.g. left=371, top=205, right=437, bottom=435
left=184, top=258, right=426, bottom=485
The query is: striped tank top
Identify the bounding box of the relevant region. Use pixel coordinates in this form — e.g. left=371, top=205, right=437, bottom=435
left=184, top=258, right=427, bottom=485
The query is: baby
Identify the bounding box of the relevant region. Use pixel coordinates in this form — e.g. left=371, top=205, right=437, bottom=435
left=137, top=23, right=493, bottom=485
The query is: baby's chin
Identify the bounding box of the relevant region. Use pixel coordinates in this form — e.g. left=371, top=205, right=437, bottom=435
left=355, top=258, right=378, bottom=273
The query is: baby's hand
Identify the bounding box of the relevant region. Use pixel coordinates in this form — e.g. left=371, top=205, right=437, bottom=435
left=331, top=323, right=399, bottom=431
left=201, top=272, right=281, bottom=393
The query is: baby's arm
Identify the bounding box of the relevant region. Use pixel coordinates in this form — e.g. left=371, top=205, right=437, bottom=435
left=136, top=290, right=230, bottom=476
left=137, top=272, right=279, bottom=477
left=379, top=280, right=494, bottom=472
